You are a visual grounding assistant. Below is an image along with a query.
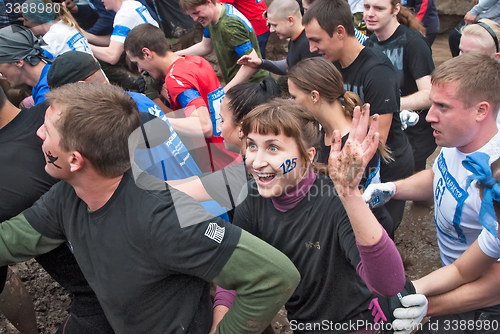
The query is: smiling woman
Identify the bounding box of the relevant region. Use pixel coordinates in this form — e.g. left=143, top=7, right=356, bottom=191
left=210, top=98, right=406, bottom=333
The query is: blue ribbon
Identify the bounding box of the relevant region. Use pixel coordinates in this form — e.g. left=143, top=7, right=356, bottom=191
left=462, top=152, right=500, bottom=237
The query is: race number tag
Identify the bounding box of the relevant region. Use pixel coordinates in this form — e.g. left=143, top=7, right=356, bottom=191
left=208, top=87, right=225, bottom=137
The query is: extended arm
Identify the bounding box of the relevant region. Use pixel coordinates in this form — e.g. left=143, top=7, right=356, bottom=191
left=400, top=75, right=432, bottom=111
left=213, top=229, right=300, bottom=333
left=175, top=37, right=213, bottom=56
left=0, top=213, right=65, bottom=266
left=237, top=53, right=288, bottom=76
left=468, top=0, right=500, bottom=22
left=393, top=168, right=434, bottom=201
left=166, top=176, right=213, bottom=202
left=330, top=105, right=405, bottom=294
left=90, top=40, right=124, bottom=64
left=413, top=240, right=499, bottom=316
left=166, top=106, right=213, bottom=138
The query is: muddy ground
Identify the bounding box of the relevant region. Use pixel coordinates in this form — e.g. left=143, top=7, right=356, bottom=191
left=1, top=16, right=460, bottom=334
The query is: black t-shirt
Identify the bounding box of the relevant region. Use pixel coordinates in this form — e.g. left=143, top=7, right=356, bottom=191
left=0, top=103, right=57, bottom=222
left=233, top=174, right=374, bottom=332
left=365, top=25, right=436, bottom=161
left=365, top=25, right=434, bottom=98
left=0, top=104, right=113, bottom=328
left=24, top=170, right=241, bottom=333
left=287, top=29, right=320, bottom=70
left=335, top=47, right=414, bottom=181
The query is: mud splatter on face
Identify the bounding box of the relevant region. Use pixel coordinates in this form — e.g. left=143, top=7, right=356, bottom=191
left=45, top=151, right=62, bottom=169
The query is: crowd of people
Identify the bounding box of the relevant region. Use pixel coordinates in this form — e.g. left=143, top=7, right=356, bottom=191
left=0, top=0, right=499, bottom=333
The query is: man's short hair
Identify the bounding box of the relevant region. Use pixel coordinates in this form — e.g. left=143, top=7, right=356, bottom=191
left=432, top=52, right=500, bottom=115
left=267, top=0, right=301, bottom=21
left=45, top=83, right=140, bottom=178
left=124, top=24, right=171, bottom=59
left=302, top=0, right=355, bottom=37
left=179, top=0, right=215, bottom=13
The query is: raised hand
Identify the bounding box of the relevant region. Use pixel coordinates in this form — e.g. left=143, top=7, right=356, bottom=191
left=328, top=104, right=379, bottom=196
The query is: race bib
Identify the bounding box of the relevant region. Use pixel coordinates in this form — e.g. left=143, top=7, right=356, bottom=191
left=208, top=87, right=225, bottom=137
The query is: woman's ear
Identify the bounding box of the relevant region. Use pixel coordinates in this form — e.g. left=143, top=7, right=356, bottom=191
left=307, top=147, right=316, bottom=164
left=311, top=90, right=320, bottom=104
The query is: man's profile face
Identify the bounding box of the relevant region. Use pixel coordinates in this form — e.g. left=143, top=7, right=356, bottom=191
left=36, top=104, right=71, bottom=179
left=186, top=3, right=215, bottom=27
left=426, top=82, right=479, bottom=152
left=267, top=14, right=292, bottom=40
left=0, top=62, right=24, bottom=89
left=305, top=18, right=341, bottom=62
left=126, top=51, right=162, bottom=80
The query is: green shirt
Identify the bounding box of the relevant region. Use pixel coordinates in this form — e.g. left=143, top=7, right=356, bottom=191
left=205, top=4, right=268, bottom=84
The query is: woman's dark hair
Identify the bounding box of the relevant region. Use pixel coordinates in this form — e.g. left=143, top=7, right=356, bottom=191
left=225, top=77, right=280, bottom=125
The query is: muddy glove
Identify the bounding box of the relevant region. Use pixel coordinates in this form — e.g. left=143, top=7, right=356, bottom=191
left=400, top=110, right=419, bottom=130
left=362, top=182, right=396, bottom=209
left=368, top=280, right=418, bottom=334
left=137, top=72, right=162, bottom=100
left=393, top=294, right=428, bottom=334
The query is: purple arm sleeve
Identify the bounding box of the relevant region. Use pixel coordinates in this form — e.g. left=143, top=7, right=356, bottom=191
left=356, top=229, right=405, bottom=298
left=213, top=286, right=236, bottom=309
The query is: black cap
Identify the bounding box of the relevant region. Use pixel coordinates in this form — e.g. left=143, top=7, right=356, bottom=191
left=47, top=51, right=101, bottom=88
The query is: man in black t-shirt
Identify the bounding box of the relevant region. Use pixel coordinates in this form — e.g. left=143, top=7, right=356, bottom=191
left=0, top=82, right=299, bottom=333
left=303, top=0, right=414, bottom=231
left=0, top=85, right=114, bottom=334
left=364, top=0, right=436, bottom=173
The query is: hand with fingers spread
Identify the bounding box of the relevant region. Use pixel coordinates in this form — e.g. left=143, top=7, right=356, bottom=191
left=328, top=104, right=380, bottom=196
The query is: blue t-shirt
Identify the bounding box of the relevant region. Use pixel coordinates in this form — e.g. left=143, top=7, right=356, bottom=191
left=32, top=63, right=51, bottom=105
left=128, top=92, right=229, bottom=219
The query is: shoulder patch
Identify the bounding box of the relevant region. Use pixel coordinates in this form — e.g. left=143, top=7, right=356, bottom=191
left=204, top=221, right=225, bottom=243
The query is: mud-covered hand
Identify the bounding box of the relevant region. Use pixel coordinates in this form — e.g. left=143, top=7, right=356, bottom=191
left=328, top=104, right=379, bottom=195
left=362, top=182, right=396, bottom=209
left=393, top=294, right=428, bottom=334
left=237, top=54, right=263, bottom=68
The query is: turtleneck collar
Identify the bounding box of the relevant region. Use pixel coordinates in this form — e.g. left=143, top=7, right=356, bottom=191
left=271, top=168, right=317, bottom=212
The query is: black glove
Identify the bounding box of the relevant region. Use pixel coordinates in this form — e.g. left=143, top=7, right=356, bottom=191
left=368, top=280, right=417, bottom=333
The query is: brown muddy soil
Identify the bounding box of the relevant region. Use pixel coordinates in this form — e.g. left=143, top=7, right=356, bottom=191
left=1, top=17, right=459, bottom=334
